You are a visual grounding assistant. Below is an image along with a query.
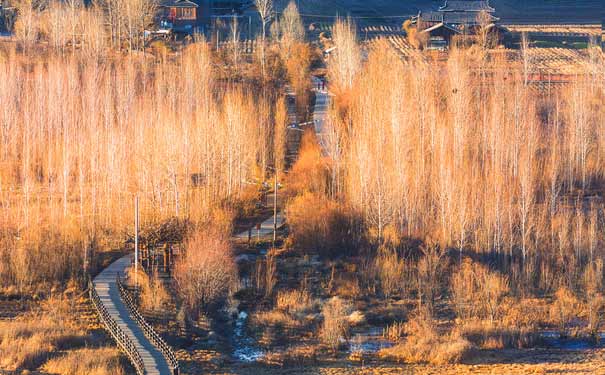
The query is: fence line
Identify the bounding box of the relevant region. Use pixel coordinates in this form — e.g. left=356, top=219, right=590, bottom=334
left=88, top=278, right=146, bottom=375
left=117, top=274, right=180, bottom=375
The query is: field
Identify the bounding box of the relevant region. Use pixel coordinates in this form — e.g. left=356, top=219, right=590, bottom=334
left=271, top=0, right=604, bottom=24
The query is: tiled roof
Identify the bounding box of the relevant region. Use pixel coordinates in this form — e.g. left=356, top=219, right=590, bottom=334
left=439, top=1, right=495, bottom=12
left=421, top=11, right=498, bottom=25
left=160, top=0, right=198, bottom=8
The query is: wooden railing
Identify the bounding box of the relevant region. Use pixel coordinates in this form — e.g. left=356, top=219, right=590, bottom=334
left=117, top=274, right=180, bottom=375
left=88, top=279, right=146, bottom=375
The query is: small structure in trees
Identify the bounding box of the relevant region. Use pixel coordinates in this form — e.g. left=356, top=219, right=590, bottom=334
left=156, top=0, right=248, bottom=33
left=159, top=0, right=199, bottom=33
left=411, top=0, right=501, bottom=49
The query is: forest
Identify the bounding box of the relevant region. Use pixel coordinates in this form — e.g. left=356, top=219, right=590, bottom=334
left=1, top=1, right=605, bottom=374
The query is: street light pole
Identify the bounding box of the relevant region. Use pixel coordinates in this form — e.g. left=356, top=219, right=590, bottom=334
left=134, top=194, right=139, bottom=289
left=273, top=170, right=278, bottom=245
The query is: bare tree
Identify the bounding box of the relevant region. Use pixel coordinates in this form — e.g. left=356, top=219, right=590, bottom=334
left=99, top=0, right=156, bottom=51
left=13, top=0, right=43, bottom=49
left=277, top=0, right=304, bottom=54
left=328, top=17, right=361, bottom=93
left=255, top=0, right=273, bottom=78
left=229, top=14, right=240, bottom=72
left=521, top=32, right=531, bottom=85
left=476, top=10, right=494, bottom=49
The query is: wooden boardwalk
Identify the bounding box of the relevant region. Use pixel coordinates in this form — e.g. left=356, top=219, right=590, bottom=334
left=93, top=255, right=172, bottom=375
left=234, top=208, right=285, bottom=240
left=312, top=76, right=330, bottom=154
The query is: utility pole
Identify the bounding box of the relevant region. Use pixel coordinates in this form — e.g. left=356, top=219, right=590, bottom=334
left=273, top=170, right=278, bottom=245
left=134, top=195, right=139, bottom=289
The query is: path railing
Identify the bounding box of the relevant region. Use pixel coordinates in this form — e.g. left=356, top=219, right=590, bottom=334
left=88, top=279, right=146, bottom=375
left=117, top=274, right=180, bottom=375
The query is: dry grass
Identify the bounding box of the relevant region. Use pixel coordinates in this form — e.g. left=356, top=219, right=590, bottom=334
left=252, top=310, right=302, bottom=329
left=250, top=307, right=305, bottom=347
left=276, top=288, right=316, bottom=316
left=0, top=295, right=96, bottom=371
left=456, top=320, right=538, bottom=350
left=260, top=344, right=319, bottom=367
left=383, top=321, right=406, bottom=342
left=43, top=347, right=126, bottom=375
left=379, top=313, right=473, bottom=365
left=126, top=267, right=170, bottom=313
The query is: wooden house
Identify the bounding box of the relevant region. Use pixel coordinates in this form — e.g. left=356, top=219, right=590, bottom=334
left=157, top=0, right=246, bottom=33
left=412, top=0, right=500, bottom=49
left=160, top=0, right=199, bottom=33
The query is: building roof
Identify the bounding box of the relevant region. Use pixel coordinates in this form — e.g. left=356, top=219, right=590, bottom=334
left=439, top=1, right=495, bottom=13
left=420, top=22, right=461, bottom=34
left=420, top=10, right=498, bottom=25
left=160, top=0, right=198, bottom=8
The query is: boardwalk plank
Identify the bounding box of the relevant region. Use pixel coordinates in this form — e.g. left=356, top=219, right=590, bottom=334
left=94, top=255, right=172, bottom=375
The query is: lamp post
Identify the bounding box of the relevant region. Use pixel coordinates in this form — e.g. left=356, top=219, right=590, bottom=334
left=273, top=169, right=278, bottom=245
left=134, top=194, right=139, bottom=290
left=266, top=166, right=279, bottom=246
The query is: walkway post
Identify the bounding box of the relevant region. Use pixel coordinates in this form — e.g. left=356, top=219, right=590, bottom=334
left=135, top=194, right=139, bottom=289
left=273, top=171, right=278, bottom=245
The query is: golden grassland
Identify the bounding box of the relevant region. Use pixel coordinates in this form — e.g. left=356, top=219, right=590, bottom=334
left=0, top=291, right=128, bottom=373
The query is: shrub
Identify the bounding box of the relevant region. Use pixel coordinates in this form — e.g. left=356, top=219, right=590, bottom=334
left=286, top=191, right=361, bottom=257
left=254, top=255, right=277, bottom=299
left=550, top=287, right=581, bottom=336
left=320, top=297, right=351, bottom=351
left=417, top=243, right=446, bottom=313
left=451, top=259, right=510, bottom=323
left=127, top=267, right=169, bottom=313
left=286, top=129, right=329, bottom=196
left=374, top=246, right=406, bottom=299
left=173, top=226, right=238, bottom=316
left=451, top=259, right=478, bottom=320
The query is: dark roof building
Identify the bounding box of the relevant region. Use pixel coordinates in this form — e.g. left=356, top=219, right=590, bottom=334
left=439, top=0, right=495, bottom=13
left=416, top=0, right=498, bottom=27
left=159, top=0, right=199, bottom=33
left=156, top=0, right=247, bottom=33
left=411, top=0, right=500, bottom=49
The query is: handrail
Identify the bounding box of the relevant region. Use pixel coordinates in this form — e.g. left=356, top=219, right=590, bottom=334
left=117, top=274, right=180, bottom=375
left=88, top=279, right=146, bottom=375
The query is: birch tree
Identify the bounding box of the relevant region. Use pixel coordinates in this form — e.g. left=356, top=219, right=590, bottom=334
left=255, top=0, right=273, bottom=78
